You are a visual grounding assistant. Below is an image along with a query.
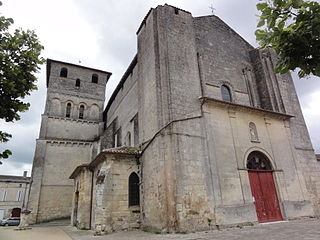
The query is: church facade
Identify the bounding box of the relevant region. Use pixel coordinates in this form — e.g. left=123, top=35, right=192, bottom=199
left=26, top=4, right=320, bottom=233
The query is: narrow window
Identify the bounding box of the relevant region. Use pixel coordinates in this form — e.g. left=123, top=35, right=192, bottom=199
left=113, top=128, right=121, bottom=147
left=66, top=103, right=72, bottom=118
left=60, top=68, right=68, bottom=78
left=114, top=133, right=118, bottom=147
left=76, top=181, right=80, bottom=192
left=92, top=74, right=98, bottom=83
left=2, top=190, right=7, bottom=201
left=221, top=85, right=232, bottom=102
left=128, top=172, right=140, bottom=206
left=79, top=105, right=85, bottom=119
left=133, top=114, right=139, bottom=146
left=76, top=79, right=80, bottom=87
left=16, top=190, right=22, bottom=202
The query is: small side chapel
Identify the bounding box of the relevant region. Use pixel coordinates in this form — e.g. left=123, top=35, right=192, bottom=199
left=70, top=148, right=141, bottom=231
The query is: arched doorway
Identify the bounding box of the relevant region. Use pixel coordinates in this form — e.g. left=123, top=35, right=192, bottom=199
left=73, top=191, right=79, bottom=226
left=11, top=208, right=21, bottom=217
left=247, top=151, right=282, bottom=222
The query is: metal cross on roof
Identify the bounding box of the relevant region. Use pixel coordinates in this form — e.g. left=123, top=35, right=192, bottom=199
left=209, top=4, right=216, bottom=15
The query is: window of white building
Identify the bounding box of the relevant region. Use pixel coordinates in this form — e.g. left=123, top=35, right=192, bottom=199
left=16, top=190, right=22, bottom=202
left=2, top=190, right=7, bottom=201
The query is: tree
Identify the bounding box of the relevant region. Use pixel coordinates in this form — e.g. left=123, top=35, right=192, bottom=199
left=0, top=1, right=44, bottom=164
left=255, top=0, right=320, bottom=78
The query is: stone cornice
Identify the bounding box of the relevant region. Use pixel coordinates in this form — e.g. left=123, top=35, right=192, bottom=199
left=45, top=115, right=101, bottom=124
left=0, top=179, right=30, bottom=183
left=200, top=97, right=294, bottom=120
left=38, top=137, right=97, bottom=146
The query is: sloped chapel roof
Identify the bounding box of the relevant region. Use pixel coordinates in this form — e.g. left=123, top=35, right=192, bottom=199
left=69, top=147, right=141, bottom=179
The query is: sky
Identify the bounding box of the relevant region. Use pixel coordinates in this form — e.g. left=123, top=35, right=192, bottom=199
left=0, top=0, right=319, bottom=176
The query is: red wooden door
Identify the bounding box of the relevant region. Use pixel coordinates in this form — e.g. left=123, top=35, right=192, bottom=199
left=11, top=208, right=21, bottom=217
left=248, top=171, right=282, bottom=222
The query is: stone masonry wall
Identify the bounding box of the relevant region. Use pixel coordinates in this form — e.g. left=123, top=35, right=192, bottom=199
left=194, top=16, right=255, bottom=107
left=92, top=155, right=140, bottom=232
left=27, top=60, right=108, bottom=224
left=138, top=5, right=214, bottom=232
left=102, top=63, right=139, bottom=149
left=137, top=8, right=168, bottom=231
left=203, top=102, right=314, bottom=223
left=36, top=142, right=92, bottom=222
left=71, top=168, right=92, bottom=230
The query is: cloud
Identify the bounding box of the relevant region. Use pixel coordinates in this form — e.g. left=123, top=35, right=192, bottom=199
left=0, top=161, right=32, bottom=177
left=299, top=90, right=320, bottom=153
left=292, top=73, right=320, bottom=153
left=0, top=120, right=39, bottom=164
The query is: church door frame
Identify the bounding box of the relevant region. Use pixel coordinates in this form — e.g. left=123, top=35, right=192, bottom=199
left=246, top=151, right=283, bottom=223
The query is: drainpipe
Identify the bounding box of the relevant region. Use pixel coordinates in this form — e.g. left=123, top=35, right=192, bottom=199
left=22, top=181, right=28, bottom=209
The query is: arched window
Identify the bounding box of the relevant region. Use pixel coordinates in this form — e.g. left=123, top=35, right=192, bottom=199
left=76, top=79, right=80, bottom=87
left=66, top=103, right=72, bottom=118
left=60, top=68, right=68, bottom=78
left=221, top=85, right=232, bottom=102
left=79, top=105, right=85, bottom=119
left=92, top=74, right=98, bottom=83
left=128, top=172, right=140, bottom=206
left=249, top=122, right=259, bottom=142
left=247, top=151, right=272, bottom=170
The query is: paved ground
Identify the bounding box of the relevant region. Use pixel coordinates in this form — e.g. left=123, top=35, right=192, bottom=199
left=0, top=225, right=70, bottom=240
left=0, top=218, right=319, bottom=240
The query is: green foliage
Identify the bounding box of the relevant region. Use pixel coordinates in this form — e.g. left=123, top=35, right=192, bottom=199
left=255, top=0, right=320, bottom=78
left=0, top=131, right=12, bottom=162
left=0, top=2, right=44, bottom=163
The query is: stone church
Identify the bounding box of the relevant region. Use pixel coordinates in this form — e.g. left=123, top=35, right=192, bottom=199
left=25, top=4, right=320, bottom=233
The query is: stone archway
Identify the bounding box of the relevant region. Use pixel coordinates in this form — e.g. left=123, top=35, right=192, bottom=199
left=247, top=151, right=283, bottom=223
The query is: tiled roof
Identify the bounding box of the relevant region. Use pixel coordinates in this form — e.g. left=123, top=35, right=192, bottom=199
left=69, top=164, right=90, bottom=179
left=89, top=146, right=141, bottom=168
left=101, top=146, right=141, bottom=156
left=70, top=147, right=141, bottom=179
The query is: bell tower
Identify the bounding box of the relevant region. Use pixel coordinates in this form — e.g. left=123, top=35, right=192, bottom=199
left=27, top=59, right=111, bottom=223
